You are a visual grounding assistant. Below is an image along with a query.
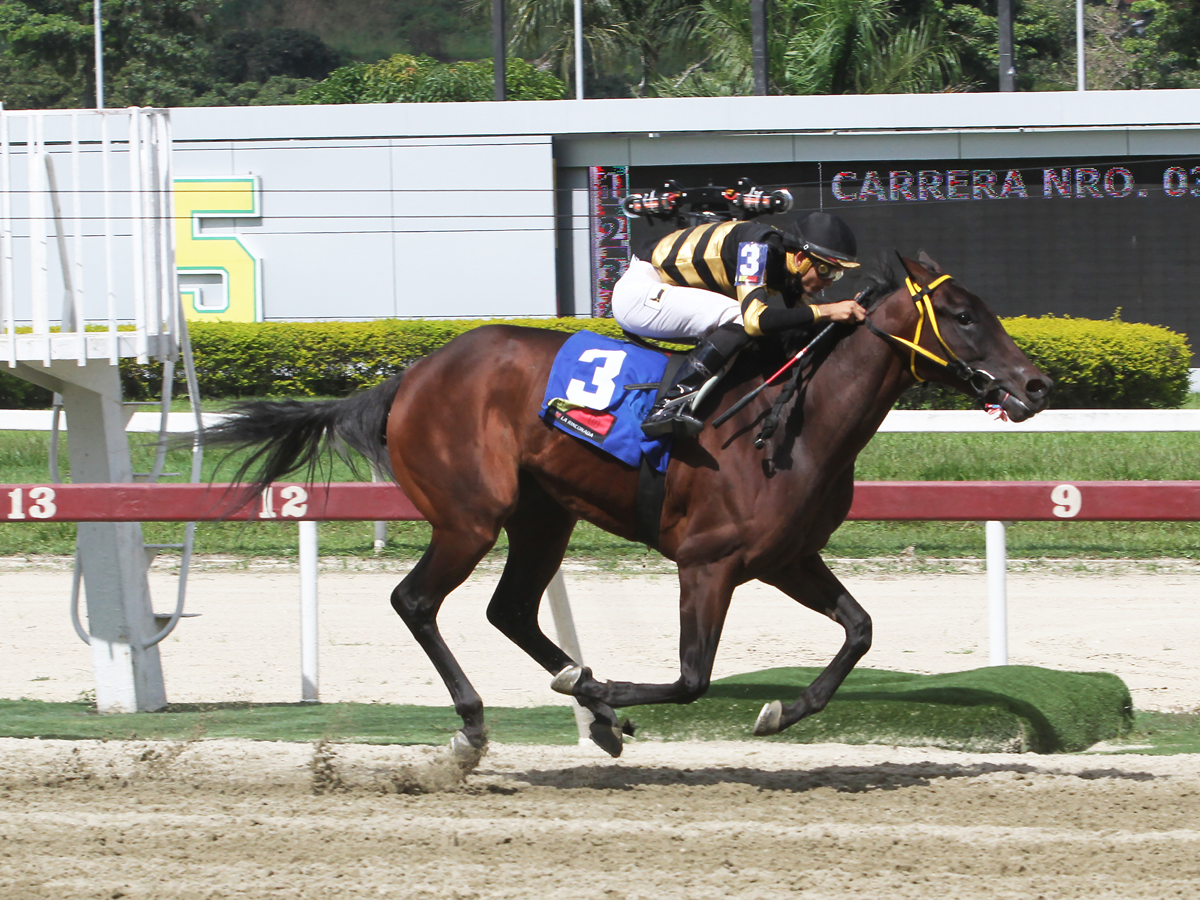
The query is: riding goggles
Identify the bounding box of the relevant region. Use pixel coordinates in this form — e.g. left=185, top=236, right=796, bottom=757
left=811, top=258, right=845, bottom=281
left=790, top=251, right=846, bottom=281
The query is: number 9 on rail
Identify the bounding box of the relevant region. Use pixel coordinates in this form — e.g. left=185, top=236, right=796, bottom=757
left=1051, top=483, right=1082, bottom=518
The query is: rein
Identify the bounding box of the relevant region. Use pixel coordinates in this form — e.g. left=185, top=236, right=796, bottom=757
left=864, top=269, right=1027, bottom=415
left=753, top=345, right=808, bottom=449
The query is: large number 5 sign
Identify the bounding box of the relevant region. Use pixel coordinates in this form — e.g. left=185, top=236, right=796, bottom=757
left=565, top=349, right=627, bottom=409
left=175, top=176, right=262, bottom=322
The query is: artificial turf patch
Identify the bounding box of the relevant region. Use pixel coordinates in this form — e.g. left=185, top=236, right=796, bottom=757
left=625, top=665, right=1134, bottom=753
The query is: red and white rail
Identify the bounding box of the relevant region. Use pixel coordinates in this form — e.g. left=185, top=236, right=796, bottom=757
left=6, top=480, right=1199, bottom=523
left=5, top=480, right=1197, bottom=697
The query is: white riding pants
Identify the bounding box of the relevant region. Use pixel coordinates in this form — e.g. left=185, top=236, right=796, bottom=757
left=611, top=259, right=743, bottom=341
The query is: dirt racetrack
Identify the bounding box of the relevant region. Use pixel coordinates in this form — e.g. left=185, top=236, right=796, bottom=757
left=3, top=557, right=1200, bottom=898
left=2, top=738, right=1199, bottom=900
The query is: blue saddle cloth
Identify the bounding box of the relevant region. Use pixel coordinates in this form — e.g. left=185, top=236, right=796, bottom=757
left=540, top=330, right=672, bottom=473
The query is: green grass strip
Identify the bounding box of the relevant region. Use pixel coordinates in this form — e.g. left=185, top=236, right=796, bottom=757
left=1099, top=711, right=1200, bottom=755
left=0, top=700, right=579, bottom=746
left=0, top=665, right=1137, bottom=754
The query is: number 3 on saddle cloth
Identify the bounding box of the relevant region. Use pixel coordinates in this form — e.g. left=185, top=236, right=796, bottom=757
left=540, top=330, right=672, bottom=474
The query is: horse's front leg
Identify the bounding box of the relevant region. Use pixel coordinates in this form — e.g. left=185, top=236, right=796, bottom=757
left=552, top=561, right=738, bottom=709
left=752, top=554, right=873, bottom=736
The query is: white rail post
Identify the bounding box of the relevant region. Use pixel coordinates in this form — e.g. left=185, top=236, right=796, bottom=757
left=299, top=520, right=319, bottom=701
left=100, top=111, right=117, bottom=363
left=127, top=107, right=148, bottom=362
left=545, top=569, right=591, bottom=742
left=986, top=520, right=1008, bottom=666
left=30, top=114, right=49, bottom=365
left=0, top=105, right=13, bottom=368
left=70, top=112, right=86, bottom=363
left=370, top=465, right=386, bottom=551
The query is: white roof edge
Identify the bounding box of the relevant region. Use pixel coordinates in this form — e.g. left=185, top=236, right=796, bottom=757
left=169, top=90, right=1200, bottom=143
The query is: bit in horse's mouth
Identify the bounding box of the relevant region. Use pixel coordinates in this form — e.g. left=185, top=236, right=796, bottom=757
left=988, top=387, right=1035, bottom=422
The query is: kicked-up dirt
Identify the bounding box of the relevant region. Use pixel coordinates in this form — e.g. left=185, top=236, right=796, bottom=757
left=1, top=737, right=1198, bottom=900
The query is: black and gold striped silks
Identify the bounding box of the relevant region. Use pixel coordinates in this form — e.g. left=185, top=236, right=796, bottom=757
left=649, top=221, right=740, bottom=295
left=647, top=220, right=796, bottom=337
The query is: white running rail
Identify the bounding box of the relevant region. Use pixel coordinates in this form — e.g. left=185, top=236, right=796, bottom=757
left=878, top=408, right=1200, bottom=432
left=6, top=407, right=1200, bottom=434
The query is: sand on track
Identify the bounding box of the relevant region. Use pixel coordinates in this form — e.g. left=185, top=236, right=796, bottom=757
left=4, top=559, right=1200, bottom=899
left=1, top=737, right=1199, bottom=900
left=3, top=557, right=1199, bottom=712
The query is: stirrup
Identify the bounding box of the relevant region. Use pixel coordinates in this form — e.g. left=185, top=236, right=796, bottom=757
left=641, top=405, right=704, bottom=438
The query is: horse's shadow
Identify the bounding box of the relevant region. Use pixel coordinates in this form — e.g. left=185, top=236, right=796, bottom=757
left=503, top=760, right=1158, bottom=794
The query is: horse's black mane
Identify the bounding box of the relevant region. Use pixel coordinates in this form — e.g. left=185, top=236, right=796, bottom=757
left=855, top=257, right=900, bottom=313
left=770, top=258, right=897, bottom=359
left=744, top=257, right=903, bottom=447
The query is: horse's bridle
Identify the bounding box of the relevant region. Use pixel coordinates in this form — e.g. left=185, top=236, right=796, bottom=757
left=864, top=271, right=1031, bottom=417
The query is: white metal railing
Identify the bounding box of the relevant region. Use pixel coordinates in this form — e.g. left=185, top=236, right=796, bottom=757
left=5, top=407, right=1199, bottom=434
left=877, top=408, right=1200, bottom=432
left=0, top=107, right=178, bottom=367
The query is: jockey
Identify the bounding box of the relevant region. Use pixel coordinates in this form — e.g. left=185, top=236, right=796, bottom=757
left=612, top=210, right=868, bottom=438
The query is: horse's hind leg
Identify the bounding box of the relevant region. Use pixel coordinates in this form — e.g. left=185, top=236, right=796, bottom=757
left=485, top=474, right=630, bottom=757
left=555, top=560, right=740, bottom=710
left=752, top=554, right=872, bottom=736
left=390, top=528, right=497, bottom=761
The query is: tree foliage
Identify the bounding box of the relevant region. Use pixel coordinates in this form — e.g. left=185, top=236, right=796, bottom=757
left=656, top=0, right=963, bottom=95
left=297, top=53, right=565, bottom=104
left=0, top=0, right=217, bottom=107
left=944, top=0, right=1200, bottom=91
left=211, top=27, right=342, bottom=83
left=500, top=0, right=700, bottom=96
left=3, top=0, right=1200, bottom=109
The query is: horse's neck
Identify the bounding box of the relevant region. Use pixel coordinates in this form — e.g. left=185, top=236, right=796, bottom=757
left=796, top=292, right=915, bottom=468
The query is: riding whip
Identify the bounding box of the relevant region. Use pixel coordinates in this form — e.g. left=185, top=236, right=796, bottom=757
left=712, top=322, right=837, bottom=429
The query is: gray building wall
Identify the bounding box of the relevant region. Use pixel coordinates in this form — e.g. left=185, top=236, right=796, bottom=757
left=172, top=126, right=557, bottom=319
left=170, top=92, right=1200, bottom=331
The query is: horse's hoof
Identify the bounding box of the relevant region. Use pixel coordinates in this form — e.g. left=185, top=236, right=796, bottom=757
left=449, top=731, right=487, bottom=769
left=753, top=700, right=784, bottom=736
left=588, top=720, right=625, bottom=758
left=551, top=664, right=588, bottom=695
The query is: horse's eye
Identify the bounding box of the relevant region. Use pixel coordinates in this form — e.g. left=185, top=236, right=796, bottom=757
left=956, top=313, right=973, bottom=325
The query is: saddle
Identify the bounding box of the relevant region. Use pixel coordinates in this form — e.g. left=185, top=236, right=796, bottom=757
left=540, top=330, right=701, bottom=549
left=618, top=331, right=694, bottom=403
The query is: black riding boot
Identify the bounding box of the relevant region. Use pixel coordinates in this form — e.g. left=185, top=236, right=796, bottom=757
left=641, top=337, right=735, bottom=439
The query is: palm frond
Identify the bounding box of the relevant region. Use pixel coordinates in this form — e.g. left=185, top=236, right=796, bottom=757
left=852, top=18, right=964, bottom=93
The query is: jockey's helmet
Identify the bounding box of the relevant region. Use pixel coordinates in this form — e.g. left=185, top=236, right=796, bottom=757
left=789, top=212, right=861, bottom=269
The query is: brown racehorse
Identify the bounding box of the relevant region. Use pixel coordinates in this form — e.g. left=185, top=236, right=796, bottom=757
left=203, top=254, right=1051, bottom=762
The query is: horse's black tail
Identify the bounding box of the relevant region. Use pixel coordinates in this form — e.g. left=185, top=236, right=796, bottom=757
left=198, top=372, right=404, bottom=495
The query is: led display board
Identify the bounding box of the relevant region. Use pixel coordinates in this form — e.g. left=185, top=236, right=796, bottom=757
left=617, top=158, right=1200, bottom=361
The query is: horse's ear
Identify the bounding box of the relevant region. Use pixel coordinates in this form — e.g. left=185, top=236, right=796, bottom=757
left=917, top=250, right=944, bottom=274
left=894, top=252, right=929, bottom=284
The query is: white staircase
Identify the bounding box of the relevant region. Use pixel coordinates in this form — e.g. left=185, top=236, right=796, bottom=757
left=1, top=107, right=192, bottom=714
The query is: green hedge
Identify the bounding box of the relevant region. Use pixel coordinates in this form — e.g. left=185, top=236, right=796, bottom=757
left=0, top=314, right=1191, bottom=407
left=0, top=370, right=53, bottom=408
left=119, top=318, right=630, bottom=401
left=898, top=315, right=1192, bottom=409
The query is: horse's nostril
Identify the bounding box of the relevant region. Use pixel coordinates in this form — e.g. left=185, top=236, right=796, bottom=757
left=1026, top=378, right=1049, bottom=398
